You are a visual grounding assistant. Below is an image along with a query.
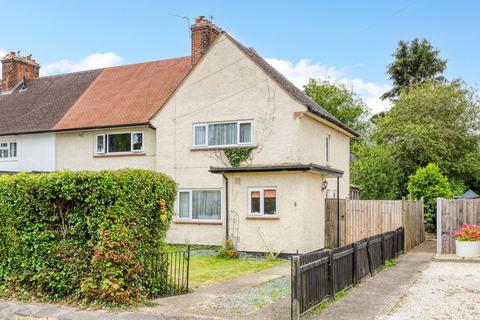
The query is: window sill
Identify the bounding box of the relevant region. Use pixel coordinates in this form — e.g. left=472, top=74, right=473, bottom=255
left=190, top=145, right=257, bottom=152
left=174, top=220, right=223, bottom=225
left=246, top=216, right=280, bottom=220
left=94, top=152, right=146, bottom=158
left=0, top=159, right=18, bottom=162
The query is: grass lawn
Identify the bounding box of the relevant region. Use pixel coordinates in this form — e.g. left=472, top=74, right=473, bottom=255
left=188, top=255, right=286, bottom=288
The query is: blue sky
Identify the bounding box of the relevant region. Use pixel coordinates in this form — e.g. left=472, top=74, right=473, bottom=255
left=1, top=0, right=478, bottom=113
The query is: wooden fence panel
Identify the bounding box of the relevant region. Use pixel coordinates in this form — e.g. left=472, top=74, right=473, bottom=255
left=325, top=199, right=424, bottom=250
left=437, top=198, right=480, bottom=254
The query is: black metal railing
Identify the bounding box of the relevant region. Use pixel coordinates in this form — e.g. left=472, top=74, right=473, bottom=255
left=141, top=246, right=190, bottom=297
left=291, top=228, right=404, bottom=319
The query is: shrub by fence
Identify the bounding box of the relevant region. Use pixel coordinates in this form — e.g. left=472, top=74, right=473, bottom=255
left=291, top=227, right=405, bottom=319
left=0, top=169, right=177, bottom=305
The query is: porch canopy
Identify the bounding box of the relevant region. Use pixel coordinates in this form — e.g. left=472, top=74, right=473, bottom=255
left=209, top=163, right=343, bottom=178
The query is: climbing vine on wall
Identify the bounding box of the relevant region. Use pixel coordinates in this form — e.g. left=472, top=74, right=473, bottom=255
left=224, top=147, right=254, bottom=167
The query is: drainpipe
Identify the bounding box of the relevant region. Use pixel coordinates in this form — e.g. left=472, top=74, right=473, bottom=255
left=337, top=176, right=340, bottom=247
left=222, top=174, right=229, bottom=242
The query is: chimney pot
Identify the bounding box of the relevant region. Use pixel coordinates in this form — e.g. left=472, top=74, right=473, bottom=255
left=1, top=51, right=40, bottom=92
left=190, top=16, right=221, bottom=66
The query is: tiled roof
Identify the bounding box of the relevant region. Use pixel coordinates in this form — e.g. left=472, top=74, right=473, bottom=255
left=0, top=70, right=101, bottom=136
left=224, top=33, right=359, bottom=137
left=54, top=57, right=191, bottom=130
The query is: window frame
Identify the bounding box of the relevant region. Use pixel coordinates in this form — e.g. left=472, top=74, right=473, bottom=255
left=247, top=187, right=278, bottom=217
left=326, top=134, right=331, bottom=163
left=95, top=131, right=144, bottom=155
left=176, top=188, right=222, bottom=221
left=192, top=120, right=254, bottom=148
left=0, top=141, right=18, bottom=161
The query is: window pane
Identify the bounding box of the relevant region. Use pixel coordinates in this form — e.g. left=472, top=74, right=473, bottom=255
left=208, top=123, right=237, bottom=146
left=132, top=133, right=143, bottom=151
left=192, top=190, right=221, bottom=220
left=0, top=149, right=7, bottom=158
left=9, top=142, right=17, bottom=158
left=108, top=133, right=131, bottom=153
left=250, top=191, right=261, bottom=213
left=239, top=122, right=252, bottom=143
left=264, top=189, right=277, bottom=215
left=326, top=135, right=330, bottom=162
left=194, top=126, right=206, bottom=145
left=96, top=135, right=105, bottom=153
left=178, top=192, right=190, bottom=218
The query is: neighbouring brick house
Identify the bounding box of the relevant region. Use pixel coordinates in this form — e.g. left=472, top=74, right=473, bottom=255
left=0, top=17, right=358, bottom=253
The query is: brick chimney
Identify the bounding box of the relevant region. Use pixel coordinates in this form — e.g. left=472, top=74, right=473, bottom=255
left=191, top=16, right=221, bottom=66
left=1, top=52, right=40, bottom=92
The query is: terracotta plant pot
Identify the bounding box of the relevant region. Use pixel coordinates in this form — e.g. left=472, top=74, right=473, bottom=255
left=456, top=240, right=480, bottom=258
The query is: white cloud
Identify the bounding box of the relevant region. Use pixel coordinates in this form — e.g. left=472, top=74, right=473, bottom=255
left=266, top=58, right=391, bottom=114
left=41, top=52, right=124, bottom=76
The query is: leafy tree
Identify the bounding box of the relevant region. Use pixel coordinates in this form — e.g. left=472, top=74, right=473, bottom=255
left=407, top=164, right=453, bottom=233
left=304, top=79, right=371, bottom=137
left=351, top=144, right=404, bottom=200
left=374, top=81, right=480, bottom=191
left=381, top=38, right=447, bottom=100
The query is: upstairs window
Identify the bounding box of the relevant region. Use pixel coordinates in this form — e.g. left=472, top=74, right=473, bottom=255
left=0, top=142, right=17, bottom=159
left=248, top=188, right=277, bottom=216
left=193, top=120, right=253, bottom=147
left=95, top=132, right=144, bottom=154
left=326, top=134, right=331, bottom=162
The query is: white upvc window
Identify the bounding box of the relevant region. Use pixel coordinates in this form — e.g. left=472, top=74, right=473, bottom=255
left=248, top=187, right=278, bottom=216
left=326, top=134, right=331, bottom=163
left=0, top=141, right=17, bottom=160
left=192, top=120, right=253, bottom=148
left=177, top=189, right=222, bottom=221
left=95, top=132, right=144, bottom=154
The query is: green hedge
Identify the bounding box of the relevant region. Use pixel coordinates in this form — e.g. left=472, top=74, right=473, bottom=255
left=0, top=169, right=176, bottom=305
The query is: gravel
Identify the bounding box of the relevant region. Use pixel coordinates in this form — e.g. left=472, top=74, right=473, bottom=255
left=206, top=276, right=290, bottom=314
left=384, top=261, right=480, bottom=319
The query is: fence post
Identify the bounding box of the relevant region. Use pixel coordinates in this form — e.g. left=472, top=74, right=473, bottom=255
left=436, top=198, right=442, bottom=255
left=328, top=250, right=334, bottom=297
left=381, top=234, right=386, bottom=265
left=353, top=242, right=358, bottom=284
left=291, top=256, right=300, bottom=320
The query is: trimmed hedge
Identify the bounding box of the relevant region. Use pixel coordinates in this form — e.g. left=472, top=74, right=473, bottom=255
left=0, top=169, right=176, bottom=305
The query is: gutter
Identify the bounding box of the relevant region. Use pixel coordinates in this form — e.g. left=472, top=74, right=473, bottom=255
left=222, top=174, right=229, bottom=242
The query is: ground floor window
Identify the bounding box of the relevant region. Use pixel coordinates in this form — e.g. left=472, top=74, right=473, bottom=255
left=0, top=141, right=17, bottom=159
left=177, top=189, right=221, bottom=220
left=248, top=187, right=277, bottom=216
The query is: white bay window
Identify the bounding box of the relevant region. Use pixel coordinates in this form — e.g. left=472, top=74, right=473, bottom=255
left=193, top=120, right=253, bottom=147
left=178, top=189, right=221, bottom=220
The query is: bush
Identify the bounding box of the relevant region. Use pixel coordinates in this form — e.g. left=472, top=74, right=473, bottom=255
left=407, top=164, right=452, bottom=233
left=0, top=169, right=176, bottom=306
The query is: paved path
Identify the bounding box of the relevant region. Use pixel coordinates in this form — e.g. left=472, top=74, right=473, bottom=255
left=0, top=263, right=290, bottom=320
left=309, top=240, right=436, bottom=320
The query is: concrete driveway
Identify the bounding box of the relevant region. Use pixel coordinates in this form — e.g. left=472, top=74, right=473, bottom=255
left=310, top=240, right=436, bottom=320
